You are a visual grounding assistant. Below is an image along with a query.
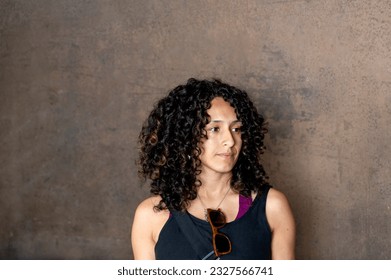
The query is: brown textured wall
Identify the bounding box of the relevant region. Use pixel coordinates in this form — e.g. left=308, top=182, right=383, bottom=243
left=1, top=0, right=390, bottom=259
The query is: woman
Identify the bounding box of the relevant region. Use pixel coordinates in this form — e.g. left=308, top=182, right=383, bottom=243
left=131, top=78, right=295, bottom=259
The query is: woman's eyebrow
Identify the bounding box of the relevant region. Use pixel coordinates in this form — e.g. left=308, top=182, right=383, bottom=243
left=208, top=120, right=242, bottom=124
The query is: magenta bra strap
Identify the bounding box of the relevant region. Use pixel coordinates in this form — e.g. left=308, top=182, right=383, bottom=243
left=236, top=194, right=253, bottom=219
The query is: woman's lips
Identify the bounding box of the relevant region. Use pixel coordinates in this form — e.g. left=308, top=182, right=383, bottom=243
left=216, top=152, right=233, bottom=158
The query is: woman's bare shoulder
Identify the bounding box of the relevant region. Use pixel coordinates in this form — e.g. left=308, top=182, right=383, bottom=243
left=266, top=188, right=290, bottom=207
left=264, top=188, right=295, bottom=231
left=131, top=196, right=170, bottom=259
left=132, top=195, right=170, bottom=249
left=134, top=196, right=169, bottom=221
left=136, top=196, right=161, bottom=211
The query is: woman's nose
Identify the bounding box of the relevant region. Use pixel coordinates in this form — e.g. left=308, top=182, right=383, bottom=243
left=222, top=129, right=235, bottom=147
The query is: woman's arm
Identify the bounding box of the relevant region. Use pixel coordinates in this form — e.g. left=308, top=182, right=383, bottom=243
left=266, top=188, right=296, bottom=260
left=131, top=196, right=169, bottom=260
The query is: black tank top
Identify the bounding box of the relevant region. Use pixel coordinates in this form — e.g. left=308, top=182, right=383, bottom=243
left=155, top=186, right=272, bottom=260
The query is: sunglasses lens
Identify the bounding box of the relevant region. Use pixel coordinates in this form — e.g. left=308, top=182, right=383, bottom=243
left=215, top=233, right=231, bottom=254
left=208, top=210, right=226, bottom=227
left=207, top=209, right=232, bottom=256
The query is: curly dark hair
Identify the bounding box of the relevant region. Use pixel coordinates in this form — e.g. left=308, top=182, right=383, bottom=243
left=138, top=78, right=270, bottom=212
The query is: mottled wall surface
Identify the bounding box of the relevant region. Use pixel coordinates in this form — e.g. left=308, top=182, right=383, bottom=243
left=0, top=0, right=390, bottom=259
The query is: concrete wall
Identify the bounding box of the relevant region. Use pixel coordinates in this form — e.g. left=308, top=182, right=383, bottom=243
left=1, top=0, right=390, bottom=259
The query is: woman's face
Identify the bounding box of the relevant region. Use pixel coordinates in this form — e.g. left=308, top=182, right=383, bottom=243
left=198, top=97, right=242, bottom=176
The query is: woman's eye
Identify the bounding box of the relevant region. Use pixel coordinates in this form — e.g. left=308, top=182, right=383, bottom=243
left=232, top=127, right=242, bottom=133
left=208, top=127, right=220, bottom=132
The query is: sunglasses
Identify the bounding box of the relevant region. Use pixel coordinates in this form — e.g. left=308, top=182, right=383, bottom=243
left=206, top=208, right=232, bottom=257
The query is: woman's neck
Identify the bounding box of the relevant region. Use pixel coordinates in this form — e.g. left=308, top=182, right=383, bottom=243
left=197, top=172, right=232, bottom=198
